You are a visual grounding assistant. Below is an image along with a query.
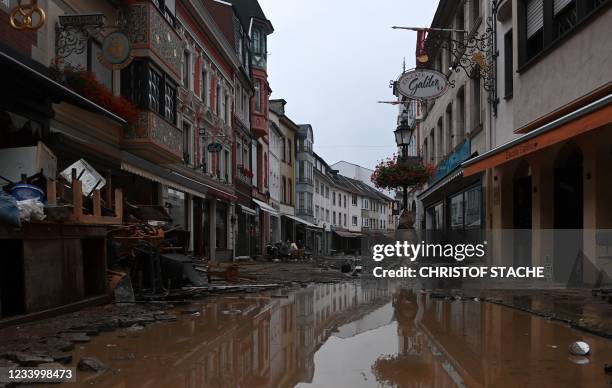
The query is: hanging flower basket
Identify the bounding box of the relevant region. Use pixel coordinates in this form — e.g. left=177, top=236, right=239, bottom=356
left=371, top=155, right=434, bottom=190
left=50, top=58, right=138, bottom=124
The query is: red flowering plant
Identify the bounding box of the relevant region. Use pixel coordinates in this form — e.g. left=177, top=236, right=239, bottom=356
left=371, top=155, right=434, bottom=190
left=237, top=164, right=253, bottom=178
left=50, top=58, right=138, bottom=124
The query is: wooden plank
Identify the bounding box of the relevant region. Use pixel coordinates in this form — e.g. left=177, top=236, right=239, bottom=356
left=46, top=180, right=56, bottom=205
left=114, top=189, right=123, bottom=222
left=72, top=179, right=83, bottom=221
left=92, top=190, right=101, bottom=217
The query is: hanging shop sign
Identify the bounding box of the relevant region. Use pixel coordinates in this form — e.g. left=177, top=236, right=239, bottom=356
left=397, top=68, right=449, bottom=100
left=98, top=31, right=134, bottom=70
left=207, top=142, right=223, bottom=153
left=9, top=1, right=46, bottom=30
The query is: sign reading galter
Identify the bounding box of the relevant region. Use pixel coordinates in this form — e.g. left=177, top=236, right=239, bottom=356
left=397, top=68, right=449, bottom=99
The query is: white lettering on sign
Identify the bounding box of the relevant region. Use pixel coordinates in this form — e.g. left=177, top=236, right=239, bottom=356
left=397, top=68, right=449, bottom=100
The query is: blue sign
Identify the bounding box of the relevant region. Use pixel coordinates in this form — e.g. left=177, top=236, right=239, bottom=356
left=430, top=140, right=471, bottom=184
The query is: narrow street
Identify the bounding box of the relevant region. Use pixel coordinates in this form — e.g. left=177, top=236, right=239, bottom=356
left=0, top=0, right=611, bottom=386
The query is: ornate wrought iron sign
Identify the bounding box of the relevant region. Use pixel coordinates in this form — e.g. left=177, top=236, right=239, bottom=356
left=9, top=0, right=45, bottom=30
left=396, top=68, right=449, bottom=100
left=422, top=17, right=496, bottom=95
left=55, top=13, right=105, bottom=59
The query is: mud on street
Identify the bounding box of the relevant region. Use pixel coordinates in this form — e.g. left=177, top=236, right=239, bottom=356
left=1, top=260, right=612, bottom=387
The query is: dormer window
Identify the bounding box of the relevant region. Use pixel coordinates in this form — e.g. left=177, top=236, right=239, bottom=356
left=253, top=29, right=261, bottom=54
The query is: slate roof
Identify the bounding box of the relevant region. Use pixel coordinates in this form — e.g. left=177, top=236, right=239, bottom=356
left=227, top=0, right=274, bottom=32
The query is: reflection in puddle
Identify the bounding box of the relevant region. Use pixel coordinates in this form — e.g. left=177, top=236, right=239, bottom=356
left=63, top=282, right=612, bottom=387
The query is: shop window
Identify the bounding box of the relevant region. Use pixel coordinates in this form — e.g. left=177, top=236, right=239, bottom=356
left=450, top=192, right=465, bottom=230
left=216, top=204, right=228, bottom=249
left=165, top=187, right=186, bottom=228
left=426, top=202, right=444, bottom=230
left=464, top=186, right=482, bottom=228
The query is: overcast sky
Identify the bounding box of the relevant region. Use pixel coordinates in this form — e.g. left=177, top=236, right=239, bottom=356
left=258, top=0, right=438, bottom=169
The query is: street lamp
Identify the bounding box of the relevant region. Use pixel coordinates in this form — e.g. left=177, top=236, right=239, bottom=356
left=394, top=119, right=412, bottom=211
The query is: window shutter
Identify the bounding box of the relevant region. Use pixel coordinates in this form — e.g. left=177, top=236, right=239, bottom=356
left=526, top=0, right=543, bottom=38
left=554, top=0, right=573, bottom=14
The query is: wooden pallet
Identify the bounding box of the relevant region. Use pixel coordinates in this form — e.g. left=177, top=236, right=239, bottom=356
left=46, top=178, right=123, bottom=225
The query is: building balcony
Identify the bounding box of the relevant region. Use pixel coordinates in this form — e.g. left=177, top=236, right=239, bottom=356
left=296, top=208, right=314, bottom=216
left=122, top=111, right=183, bottom=164
left=236, top=167, right=253, bottom=185
left=296, top=177, right=313, bottom=185
left=125, top=1, right=182, bottom=81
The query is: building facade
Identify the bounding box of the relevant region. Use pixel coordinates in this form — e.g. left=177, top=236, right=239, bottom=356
left=269, top=99, right=298, bottom=242
left=410, top=0, right=488, bottom=235
left=461, top=0, right=612, bottom=284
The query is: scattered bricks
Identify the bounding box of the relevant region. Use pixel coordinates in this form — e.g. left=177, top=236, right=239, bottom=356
left=96, top=319, right=119, bottom=332
left=154, top=314, right=177, bottom=322
left=77, top=357, right=107, bottom=373
left=14, top=352, right=54, bottom=367
left=0, top=359, right=18, bottom=368
left=38, top=362, right=65, bottom=369
left=63, top=326, right=100, bottom=336
left=50, top=351, right=72, bottom=364
left=43, top=338, right=74, bottom=352
left=118, top=317, right=155, bottom=327
left=59, top=333, right=91, bottom=343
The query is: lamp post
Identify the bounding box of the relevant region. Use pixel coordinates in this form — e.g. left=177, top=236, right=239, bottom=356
left=394, top=119, right=412, bottom=211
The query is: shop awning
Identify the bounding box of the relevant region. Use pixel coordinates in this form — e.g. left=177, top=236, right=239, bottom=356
left=239, top=205, right=257, bottom=215
left=121, top=152, right=235, bottom=201
left=253, top=198, right=279, bottom=217
left=284, top=214, right=321, bottom=229
left=462, top=94, right=612, bottom=177
left=334, top=230, right=362, bottom=238
left=0, top=44, right=126, bottom=125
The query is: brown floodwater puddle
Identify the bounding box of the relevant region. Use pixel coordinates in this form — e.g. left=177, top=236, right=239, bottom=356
left=60, top=283, right=612, bottom=388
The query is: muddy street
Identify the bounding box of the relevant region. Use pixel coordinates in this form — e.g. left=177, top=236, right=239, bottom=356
left=48, top=281, right=612, bottom=388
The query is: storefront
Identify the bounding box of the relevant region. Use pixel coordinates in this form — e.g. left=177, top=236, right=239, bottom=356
left=253, top=198, right=278, bottom=256
left=332, top=229, right=362, bottom=255
left=462, top=93, right=612, bottom=284
left=419, top=166, right=484, bottom=245
left=236, top=204, right=257, bottom=258
left=284, top=214, right=322, bottom=255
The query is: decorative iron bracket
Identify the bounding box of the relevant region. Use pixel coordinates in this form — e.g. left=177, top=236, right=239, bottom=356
left=423, top=16, right=496, bottom=95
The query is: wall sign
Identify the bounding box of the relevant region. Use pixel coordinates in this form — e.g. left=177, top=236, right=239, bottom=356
left=397, top=68, right=449, bottom=100
left=98, top=32, right=134, bottom=70
left=207, top=142, right=223, bottom=153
